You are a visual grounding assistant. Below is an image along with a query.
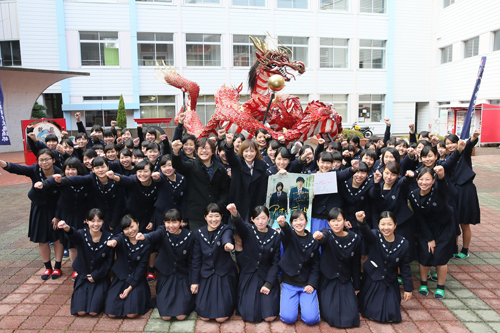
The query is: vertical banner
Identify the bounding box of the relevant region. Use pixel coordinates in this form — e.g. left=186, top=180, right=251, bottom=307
left=0, top=59, right=12, bottom=145
left=461, top=56, right=487, bottom=140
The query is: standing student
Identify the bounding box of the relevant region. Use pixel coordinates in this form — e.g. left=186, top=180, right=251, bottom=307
left=173, top=112, right=197, bottom=161
left=190, top=204, right=236, bottom=322
left=269, top=182, right=288, bottom=227
left=0, top=149, right=63, bottom=280
left=57, top=209, right=113, bottom=316
left=313, top=207, right=361, bottom=328
left=288, top=177, right=310, bottom=213
left=137, top=209, right=195, bottom=321
left=106, top=215, right=152, bottom=318
left=276, top=212, right=320, bottom=326
left=227, top=203, right=281, bottom=322
left=357, top=211, right=413, bottom=323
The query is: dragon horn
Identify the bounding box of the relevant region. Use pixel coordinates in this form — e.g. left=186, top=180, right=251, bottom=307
left=168, top=62, right=178, bottom=75
left=250, top=36, right=267, bottom=53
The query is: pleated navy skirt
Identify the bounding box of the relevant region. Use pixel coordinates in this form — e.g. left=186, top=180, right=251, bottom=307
left=237, top=271, right=279, bottom=322
left=319, top=275, right=360, bottom=328
left=359, top=273, right=401, bottom=323
left=196, top=269, right=237, bottom=319
left=417, top=219, right=455, bottom=266
left=454, top=181, right=481, bottom=225
left=105, top=277, right=152, bottom=317
left=28, top=203, right=61, bottom=243
left=71, top=276, right=110, bottom=315
left=156, top=272, right=195, bottom=317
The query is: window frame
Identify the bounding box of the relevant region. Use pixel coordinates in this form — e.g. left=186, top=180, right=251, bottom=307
left=358, top=39, right=386, bottom=69
left=232, top=34, right=266, bottom=67
left=184, top=0, right=221, bottom=5
left=319, top=94, right=349, bottom=123
left=494, top=30, right=500, bottom=52
left=443, top=0, right=455, bottom=9
left=277, top=36, right=309, bottom=67
left=464, top=36, right=479, bottom=58
left=137, top=32, right=175, bottom=66
left=139, top=95, right=177, bottom=119
left=359, top=0, right=385, bottom=14
left=320, top=0, right=348, bottom=11
left=79, top=31, right=120, bottom=67
left=319, top=38, right=349, bottom=69
left=185, top=34, right=222, bottom=67
left=0, top=40, right=22, bottom=67
left=82, top=96, right=121, bottom=102
left=232, top=0, right=266, bottom=7
left=276, top=0, right=309, bottom=9
left=136, top=0, right=173, bottom=2
left=83, top=110, right=118, bottom=128
left=440, top=45, right=453, bottom=64
left=196, top=95, right=217, bottom=126
left=358, top=94, right=385, bottom=123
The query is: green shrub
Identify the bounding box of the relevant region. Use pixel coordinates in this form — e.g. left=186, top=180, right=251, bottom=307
left=31, top=102, right=47, bottom=119
left=116, top=94, right=127, bottom=129
left=341, top=129, right=365, bottom=140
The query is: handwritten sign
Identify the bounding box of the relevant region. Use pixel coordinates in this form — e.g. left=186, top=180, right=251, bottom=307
left=313, top=172, right=337, bottom=195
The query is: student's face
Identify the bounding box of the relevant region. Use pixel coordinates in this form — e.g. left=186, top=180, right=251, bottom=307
left=361, top=155, right=375, bottom=169
left=62, top=142, right=74, bottom=155
left=205, top=212, right=222, bottom=231
left=417, top=172, right=435, bottom=192
left=161, top=160, right=175, bottom=177
left=76, top=136, right=88, bottom=147
left=255, top=133, right=267, bottom=148
left=328, top=214, right=346, bottom=235
left=145, top=132, right=156, bottom=142
left=218, top=149, right=227, bottom=163
left=242, top=146, right=257, bottom=164
left=396, top=143, right=407, bottom=157
left=137, top=165, right=152, bottom=183
left=251, top=211, right=269, bottom=232
left=183, top=140, right=195, bottom=156
left=121, top=131, right=132, bottom=141
left=104, top=136, right=115, bottom=145
left=303, top=148, right=314, bottom=163
left=386, top=143, right=395, bottom=148
left=383, top=168, right=398, bottom=186
left=234, top=138, right=243, bottom=153
left=37, top=153, right=55, bottom=170
left=296, top=181, right=304, bottom=189
left=123, top=220, right=139, bottom=239
left=383, top=151, right=396, bottom=164
left=416, top=143, right=425, bottom=156
left=145, top=148, right=159, bottom=162
left=445, top=139, right=457, bottom=152
left=93, top=164, right=109, bottom=178
left=437, top=145, right=448, bottom=158
left=353, top=171, right=368, bottom=185
left=421, top=151, right=437, bottom=168
left=197, top=143, right=213, bottom=162
left=378, top=217, right=396, bottom=238
left=291, top=214, right=307, bottom=234
left=85, top=215, right=104, bottom=233
left=277, top=185, right=283, bottom=192
left=275, top=154, right=290, bottom=170
left=46, top=140, right=58, bottom=150
left=267, top=146, right=276, bottom=160
left=419, top=135, right=431, bottom=142
left=164, top=219, right=182, bottom=234
left=83, top=156, right=93, bottom=169
left=332, top=160, right=342, bottom=170
left=120, top=154, right=132, bottom=167
left=326, top=146, right=334, bottom=153
left=132, top=155, right=143, bottom=165
left=95, top=149, right=105, bottom=157
left=65, top=166, right=79, bottom=177
left=317, top=158, right=333, bottom=173
left=106, top=149, right=117, bottom=161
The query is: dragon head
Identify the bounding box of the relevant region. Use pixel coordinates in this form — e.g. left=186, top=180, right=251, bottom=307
left=249, top=37, right=305, bottom=83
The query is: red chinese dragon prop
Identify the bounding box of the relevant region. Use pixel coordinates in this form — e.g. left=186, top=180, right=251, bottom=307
left=156, top=37, right=342, bottom=144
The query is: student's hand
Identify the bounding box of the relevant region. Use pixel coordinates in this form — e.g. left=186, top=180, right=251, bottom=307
left=225, top=133, right=234, bottom=147
left=133, top=137, right=140, bottom=146
left=384, top=118, right=391, bottom=127
left=172, top=140, right=183, bottom=155
left=409, top=123, right=415, bottom=134
left=277, top=169, right=288, bottom=176
left=146, top=222, right=153, bottom=231
left=303, top=285, right=314, bottom=294
left=111, top=120, right=117, bottom=127
left=313, top=231, right=323, bottom=240
left=260, top=286, right=271, bottom=295
left=181, top=221, right=188, bottom=228
left=75, top=112, right=82, bottom=122
left=234, top=233, right=243, bottom=252
left=137, top=123, right=143, bottom=128
left=457, top=139, right=466, bottom=153
left=61, top=131, right=68, bottom=138
left=406, top=170, right=415, bottom=178
left=117, top=137, right=123, bottom=145
left=52, top=217, right=60, bottom=230
left=224, top=243, right=234, bottom=252
left=159, top=134, right=167, bottom=141
left=265, top=133, right=272, bottom=140
left=472, top=129, right=480, bottom=141
left=341, top=140, right=348, bottom=149
left=427, top=240, right=436, bottom=254
left=317, top=138, right=325, bottom=145
left=136, top=233, right=145, bottom=241
left=152, top=172, right=161, bottom=181
left=87, top=274, right=94, bottom=283
left=27, top=132, right=38, bottom=142
left=373, top=170, right=382, bottom=183
left=433, top=165, right=445, bottom=179
left=430, top=134, right=439, bottom=146
left=53, top=174, right=62, bottom=183
left=342, top=150, right=350, bottom=158
left=209, top=137, right=217, bottom=145
left=345, top=221, right=352, bottom=229
left=178, top=112, right=186, bottom=124
left=120, top=286, right=133, bottom=299
left=191, top=284, right=199, bottom=294
left=404, top=291, right=412, bottom=302
left=376, top=140, right=385, bottom=149
left=300, top=150, right=313, bottom=162
left=34, top=181, right=43, bottom=190
left=351, top=159, right=359, bottom=172
left=277, top=215, right=286, bottom=228
left=58, top=220, right=70, bottom=231
left=355, top=211, right=365, bottom=222
left=407, top=147, right=416, bottom=159
left=107, top=240, right=118, bottom=248
left=106, top=170, right=115, bottom=179
left=226, top=203, right=238, bottom=217
left=227, top=168, right=232, bottom=178
left=56, top=144, right=65, bottom=155
left=278, top=135, right=286, bottom=144
left=218, top=128, right=226, bottom=140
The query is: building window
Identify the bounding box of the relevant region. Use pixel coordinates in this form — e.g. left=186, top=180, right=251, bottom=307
left=320, top=0, right=348, bottom=11
left=464, top=37, right=479, bottom=58
left=358, top=94, right=384, bottom=122
left=360, top=0, right=385, bottom=13
left=277, top=36, right=309, bottom=67
left=185, top=0, right=220, bottom=4
left=443, top=0, right=455, bottom=8
left=136, top=0, right=173, bottom=2
left=441, top=45, right=452, bottom=64
left=186, top=34, right=221, bottom=67
left=84, top=110, right=118, bottom=128
left=320, top=94, right=348, bottom=122
left=277, top=0, right=308, bottom=9
left=0, top=40, right=21, bottom=66
left=494, top=30, right=500, bottom=52
left=138, top=32, right=174, bottom=66
left=233, top=35, right=265, bottom=66
left=196, top=95, right=216, bottom=126
left=80, top=32, right=119, bottom=66
left=83, top=96, right=120, bottom=102
left=359, top=39, right=385, bottom=69
left=320, top=38, right=348, bottom=68
left=233, top=0, right=265, bottom=6
left=140, top=95, right=176, bottom=118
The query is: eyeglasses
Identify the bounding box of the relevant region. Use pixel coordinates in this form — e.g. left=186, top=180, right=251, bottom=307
left=38, top=158, right=53, bottom=163
left=198, top=146, right=211, bottom=152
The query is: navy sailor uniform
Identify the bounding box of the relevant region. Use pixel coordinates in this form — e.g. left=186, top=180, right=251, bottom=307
left=152, top=172, right=186, bottom=228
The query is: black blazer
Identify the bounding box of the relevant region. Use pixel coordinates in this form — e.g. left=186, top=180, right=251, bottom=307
left=269, top=191, right=288, bottom=214
left=449, top=138, right=477, bottom=186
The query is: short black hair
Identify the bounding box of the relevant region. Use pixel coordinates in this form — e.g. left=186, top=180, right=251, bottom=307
left=91, top=156, right=109, bottom=168
left=164, top=208, right=182, bottom=222
left=120, top=214, right=136, bottom=230
left=204, top=203, right=223, bottom=216
left=296, top=176, right=305, bottom=183
left=45, top=134, right=58, bottom=143
left=328, top=207, right=345, bottom=221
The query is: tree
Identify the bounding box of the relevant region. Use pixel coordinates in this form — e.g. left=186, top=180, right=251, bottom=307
left=116, top=94, right=127, bottom=129
left=31, top=102, right=48, bottom=119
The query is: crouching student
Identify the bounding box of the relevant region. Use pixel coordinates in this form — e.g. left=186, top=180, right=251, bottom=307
left=136, top=209, right=195, bottom=321
left=356, top=210, right=413, bottom=323
left=191, top=204, right=237, bottom=322
left=58, top=209, right=113, bottom=316
left=105, top=215, right=153, bottom=318
left=312, top=207, right=361, bottom=328
left=276, top=212, right=320, bottom=326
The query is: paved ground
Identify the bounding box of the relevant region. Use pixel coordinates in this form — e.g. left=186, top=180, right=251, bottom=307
left=0, top=148, right=499, bottom=332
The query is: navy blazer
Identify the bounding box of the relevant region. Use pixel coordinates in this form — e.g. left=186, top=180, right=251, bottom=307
left=154, top=172, right=186, bottom=219
left=191, top=224, right=235, bottom=284
left=42, top=177, right=90, bottom=218
left=232, top=216, right=281, bottom=288
left=289, top=186, right=310, bottom=212
left=317, top=229, right=361, bottom=290
left=145, top=226, right=194, bottom=281
left=370, top=176, right=413, bottom=227
left=339, top=177, right=378, bottom=229
left=118, top=174, right=159, bottom=229
left=449, top=138, right=477, bottom=186
left=311, top=167, right=353, bottom=218
left=110, top=234, right=151, bottom=289
left=359, top=221, right=413, bottom=293
left=269, top=191, right=288, bottom=215
left=66, top=227, right=113, bottom=285
left=278, top=222, right=320, bottom=289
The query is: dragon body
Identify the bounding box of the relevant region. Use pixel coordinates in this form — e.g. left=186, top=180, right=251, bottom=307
left=158, top=37, right=342, bottom=144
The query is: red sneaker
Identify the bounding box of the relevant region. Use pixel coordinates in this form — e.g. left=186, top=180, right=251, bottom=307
left=41, top=269, right=52, bottom=280
left=146, top=272, right=156, bottom=283
left=71, top=271, right=78, bottom=281
left=51, top=269, right=62, bottom=279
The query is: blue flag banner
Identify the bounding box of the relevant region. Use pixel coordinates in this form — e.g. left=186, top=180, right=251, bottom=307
left=0, top=59, right=12, bottom=145
left=461, top=56, right=487, bottom=140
